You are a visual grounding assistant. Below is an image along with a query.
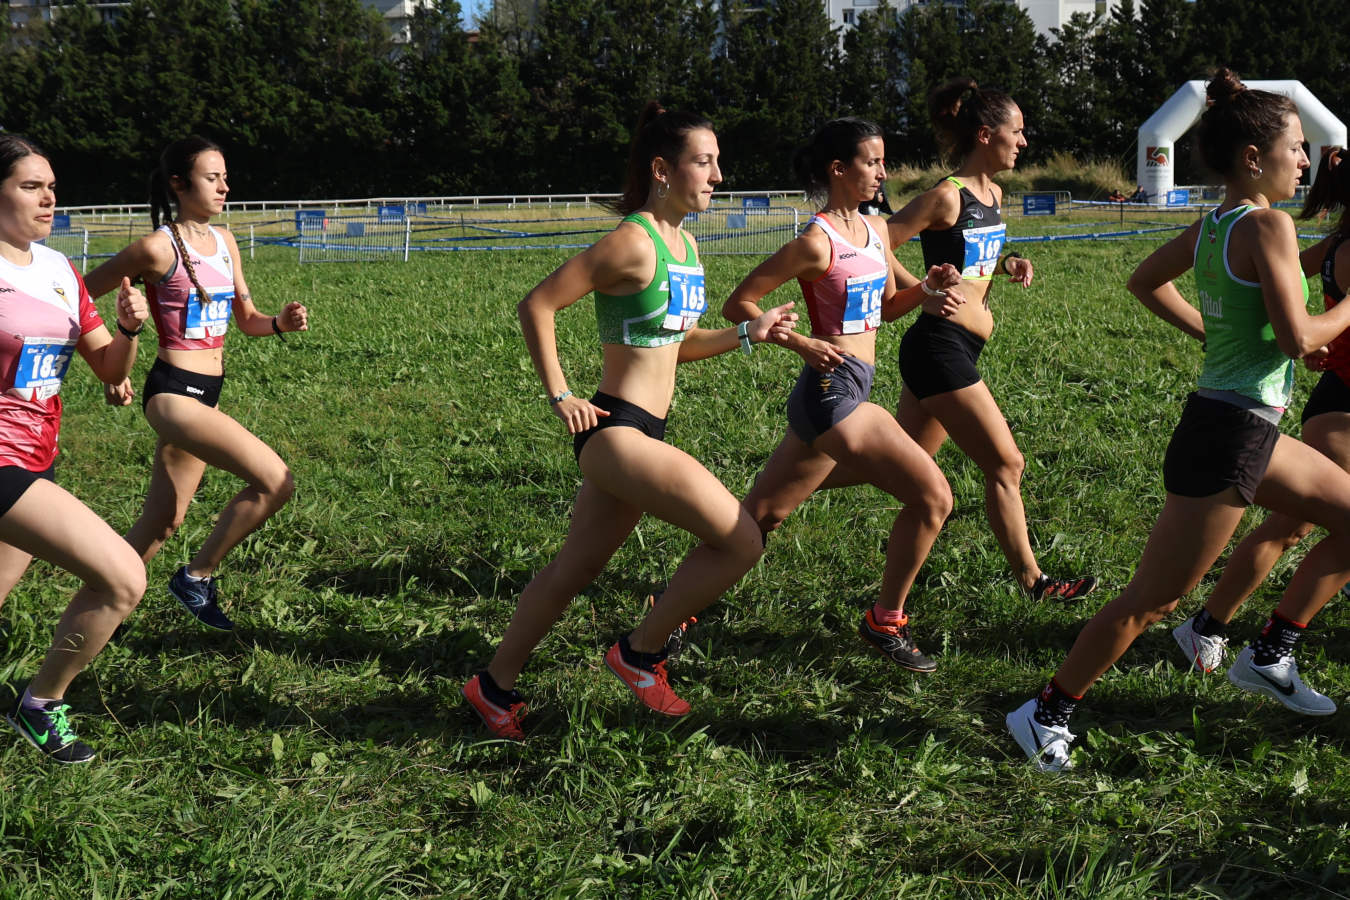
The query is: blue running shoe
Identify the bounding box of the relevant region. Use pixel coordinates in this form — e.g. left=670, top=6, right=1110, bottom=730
left=169, top=566, right=234, bottom=631
left=8, top=696, right=96, bottom=764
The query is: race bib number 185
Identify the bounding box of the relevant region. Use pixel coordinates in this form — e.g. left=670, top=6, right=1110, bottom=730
left=662, top=264, right=706, bottom=332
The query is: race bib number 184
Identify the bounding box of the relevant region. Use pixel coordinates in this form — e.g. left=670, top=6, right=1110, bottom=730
left=842, top=270, right=886, bottom=334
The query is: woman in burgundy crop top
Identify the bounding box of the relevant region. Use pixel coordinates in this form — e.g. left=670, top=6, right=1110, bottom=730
left=84, top=137, right=309, bottom=633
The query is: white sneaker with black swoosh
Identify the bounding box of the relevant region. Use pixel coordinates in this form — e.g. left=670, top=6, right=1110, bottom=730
left=1227, top=646, right=1336, bottom=716
left=1006, top=698, right=1075, bottom=772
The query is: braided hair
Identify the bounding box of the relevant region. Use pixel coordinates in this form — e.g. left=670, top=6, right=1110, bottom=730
left=149, top=136, right=224, bottom=302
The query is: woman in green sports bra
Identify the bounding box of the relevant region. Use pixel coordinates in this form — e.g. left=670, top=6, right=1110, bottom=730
left=1007, top=69, right=1350, bottom=772
left=462, top=102, right=797, bottom=739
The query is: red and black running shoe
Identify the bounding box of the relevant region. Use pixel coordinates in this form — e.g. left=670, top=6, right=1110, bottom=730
left=1029, top=573, right=1097, bottom=602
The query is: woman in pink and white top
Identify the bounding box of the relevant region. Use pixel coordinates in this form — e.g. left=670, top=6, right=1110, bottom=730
left=723, top=117, right=962, bottom=674
left=85, top=136, right=308, bottom=632
left=0, top=134, right=150, bottom=764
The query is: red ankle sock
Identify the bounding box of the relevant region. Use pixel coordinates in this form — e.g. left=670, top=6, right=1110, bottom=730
left=872, top=604, right=906, bottom=626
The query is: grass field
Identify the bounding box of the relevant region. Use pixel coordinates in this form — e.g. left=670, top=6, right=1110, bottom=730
left=1, top=229, right=1347, bottom=898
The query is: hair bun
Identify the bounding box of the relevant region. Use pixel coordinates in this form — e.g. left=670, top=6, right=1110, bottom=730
left=1207, top=67, right=1246, bottom=105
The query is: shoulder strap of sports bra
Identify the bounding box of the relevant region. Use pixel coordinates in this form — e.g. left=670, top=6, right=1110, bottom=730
left=944, top=175, right=965, bottom=190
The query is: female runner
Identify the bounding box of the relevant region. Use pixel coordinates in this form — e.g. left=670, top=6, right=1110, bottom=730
left=462, top=103, right=797, bottom=740
left=0, top=134, right=149, bottom=763
left=882, top=77, right=1096, bottom=602
left=84, top=136, right=308, bottom=632
left=1008, top=71, right=1350, bottom=772
left=723, top=117, right=962, bottom=673
left=1172, top=145, right=1350, bottom=673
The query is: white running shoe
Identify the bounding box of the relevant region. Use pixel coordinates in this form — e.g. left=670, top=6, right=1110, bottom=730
left=1173, top=618, right=1228, bottom=673
left=1226, top=646, right=1337, bottom=716
left=1006, top=698, right=1076, bottom=772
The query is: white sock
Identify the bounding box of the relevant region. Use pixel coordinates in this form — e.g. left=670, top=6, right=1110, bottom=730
left=21, top=687, right=58, bottom=710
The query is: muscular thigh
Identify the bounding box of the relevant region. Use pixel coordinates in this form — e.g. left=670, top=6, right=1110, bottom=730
left=919, top=380, right=1020, bottom=472
left=0, top=480, right=139, bottom=590
left=147, top=394, right=286, bottom=486
left=816, top=402, right=948, bottom=503
left=580, top=427, right=744, bottom=544
left=1254, top=433, right=1350, bottom=533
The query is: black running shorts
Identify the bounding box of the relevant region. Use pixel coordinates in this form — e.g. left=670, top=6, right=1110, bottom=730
left=898, top=313, right=986, bottom=400
left=1163, top=392, right=1279, bottom=504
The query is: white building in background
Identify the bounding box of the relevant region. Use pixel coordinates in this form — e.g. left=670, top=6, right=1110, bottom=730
left=824, top=0, right=1121, bottom=37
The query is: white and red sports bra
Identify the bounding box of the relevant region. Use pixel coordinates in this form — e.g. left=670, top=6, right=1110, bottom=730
left=147, top=224, right=236, bottom=351
left=797, top=215, right=890, bottom=336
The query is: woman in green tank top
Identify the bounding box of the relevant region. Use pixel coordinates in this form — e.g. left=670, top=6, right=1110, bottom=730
left=462, top=102, right=797, bottom=740
left=1008, top=69, right=1350, bottom=772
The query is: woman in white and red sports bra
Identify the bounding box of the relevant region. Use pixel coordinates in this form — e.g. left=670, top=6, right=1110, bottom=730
left=85, top=136, right=308, bottom=632
left=0, top=134, right=150, bottom=765
left=723, top=117, right=963, bottom=674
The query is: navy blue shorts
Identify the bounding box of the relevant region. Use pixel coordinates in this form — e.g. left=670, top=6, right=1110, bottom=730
left=786, top=355, right=875, bottom=445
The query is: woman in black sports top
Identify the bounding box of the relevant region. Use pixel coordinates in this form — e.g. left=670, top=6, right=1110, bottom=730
left=881, top=76, right=1097, bottom=603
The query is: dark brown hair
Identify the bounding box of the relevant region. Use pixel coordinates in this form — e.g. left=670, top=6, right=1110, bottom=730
left=1299, top=146, right=1349, bottom=236
left=611, top=101, right=714, bottom=216
left=148, top=135, right=224, bottom=302
left=1196, top=68, right=1299, bottom=179
left=928, top=77, right=1016, bottom=163
left=0, top=133, right=49, bottom=182
left=792, top=117, right=884, bottom=206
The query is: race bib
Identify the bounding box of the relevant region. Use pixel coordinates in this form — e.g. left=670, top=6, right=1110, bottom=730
left=10, top=336, right=76, bottom=401
left=960, top=224, right=1006, bottom=278
left=662, top=264, right=706, bottom=332
left=184, top=287, right=235, bottom=339
left=841, top=270, right=886, bottom=334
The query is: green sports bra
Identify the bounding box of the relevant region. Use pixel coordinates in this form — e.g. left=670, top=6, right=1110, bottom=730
left=595, top=215, right=707, bottom=347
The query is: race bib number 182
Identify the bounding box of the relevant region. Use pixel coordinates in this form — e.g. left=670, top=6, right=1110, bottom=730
left=185, top=287, right=235, bottom=339
left=662, top=264, right=706, bottom=332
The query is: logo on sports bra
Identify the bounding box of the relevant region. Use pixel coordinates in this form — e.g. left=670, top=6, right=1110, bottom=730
left=0, top=288, right=12, bottom=294
left=970, top=208, right=984, bottom=221
left=222, top=254, right=231, bottom=269
left=839, top=251, right=858, bottom=260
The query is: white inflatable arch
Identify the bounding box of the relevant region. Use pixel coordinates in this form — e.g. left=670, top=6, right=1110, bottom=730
left=1136, top=80, right=1347, bottom=202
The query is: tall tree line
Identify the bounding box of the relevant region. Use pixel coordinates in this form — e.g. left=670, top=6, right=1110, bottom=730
left=0, top=0, right=1345, bottom=203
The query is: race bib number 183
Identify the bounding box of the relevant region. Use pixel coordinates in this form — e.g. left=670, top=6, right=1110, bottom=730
left=11, top=337, right=76, bottom=401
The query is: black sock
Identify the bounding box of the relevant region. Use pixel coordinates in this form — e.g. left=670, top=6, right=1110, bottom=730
left=1033, top=679, right=1080, bottom=728
left=478, top=670, right=523, bottom=706
left=1191, top=608, right=1228, bottom=638
left=619, top=633, right=666, bottom=669
left=1251, top=612, right=1305, bottom=666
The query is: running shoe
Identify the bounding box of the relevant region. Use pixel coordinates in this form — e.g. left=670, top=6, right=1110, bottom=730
left=462, top=673, right=528, bottom=741
left=858, top=609, right=937, bottom=673
left=1005, top=698, right=1075, bottom=772
left=1028, top=573, right=1098, bottom=602
left=1173, top=618, right=1228, bottom=674
left=646, top=593, right=696, bottom=659
left=169, top=566, right=234, bottom=631
left=7, top=697, right=96, bottom=764
left=1226, top=646, right=1336, bottom=716
left=603, top=640, right=690, bottom=716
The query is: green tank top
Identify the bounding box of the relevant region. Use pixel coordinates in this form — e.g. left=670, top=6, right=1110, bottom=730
left=595, top=214, right=706, bottom=347
left=1194, top=205, right=1298, bottom=408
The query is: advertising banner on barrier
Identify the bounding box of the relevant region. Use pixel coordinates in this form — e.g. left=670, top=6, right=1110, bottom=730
left=1023, top=194, right=1056, bottom=216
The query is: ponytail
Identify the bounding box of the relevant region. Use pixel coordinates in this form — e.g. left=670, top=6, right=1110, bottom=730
left=610, top=101, right=714, bottom=216
left=1300, top=146, right=1350, bottom=236
left=928, top=77, right=1015, bottom=163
